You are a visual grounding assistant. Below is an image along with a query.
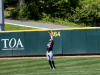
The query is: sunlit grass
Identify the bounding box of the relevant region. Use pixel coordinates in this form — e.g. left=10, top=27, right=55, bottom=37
left=5, top=24, right=38, bottom=31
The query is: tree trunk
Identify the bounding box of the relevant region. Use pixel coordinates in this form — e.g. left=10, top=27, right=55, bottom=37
left=19, top=0, right=25, bottom=9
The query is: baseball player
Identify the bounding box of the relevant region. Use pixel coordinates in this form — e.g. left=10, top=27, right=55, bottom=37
left=46, top=31, right=56, bottom=70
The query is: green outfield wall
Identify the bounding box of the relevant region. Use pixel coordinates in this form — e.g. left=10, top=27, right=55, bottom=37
left=0, top=28, right=100, bottom=56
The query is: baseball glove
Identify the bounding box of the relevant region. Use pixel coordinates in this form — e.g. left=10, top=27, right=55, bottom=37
left=48, top=31, right=52, bottom=35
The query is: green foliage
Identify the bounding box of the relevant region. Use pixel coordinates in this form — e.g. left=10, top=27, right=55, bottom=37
left=42, top=13, right=51, bottom=21
left=9, top=7, right=20, bottom=19
left=5, top=0, right=100, bottom=27
left=70, top=0, right=100, bottom=27
left=22, top=2, right=42, bottom=20
left=4, top=0, right=18, bottom=9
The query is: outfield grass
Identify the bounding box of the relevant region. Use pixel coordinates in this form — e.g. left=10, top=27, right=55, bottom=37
left=5, top=24, right=38, bottom=31
left=0, top=57, right=100, bottom=75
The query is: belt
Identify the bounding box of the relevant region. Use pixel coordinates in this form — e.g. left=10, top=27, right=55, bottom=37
left=48, top=50, right=52, bottom=53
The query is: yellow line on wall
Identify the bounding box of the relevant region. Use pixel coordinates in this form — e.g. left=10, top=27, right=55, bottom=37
left=0, top=27, right=100, bottom=33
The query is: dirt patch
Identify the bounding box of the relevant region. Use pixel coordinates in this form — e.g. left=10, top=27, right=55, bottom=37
left=0, top=55, right=100, bottom=59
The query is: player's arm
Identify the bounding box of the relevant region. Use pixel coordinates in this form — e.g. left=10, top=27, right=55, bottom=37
left=48, top=31, right=53, bottom=41
left=50, top=34, right=53, bottom=41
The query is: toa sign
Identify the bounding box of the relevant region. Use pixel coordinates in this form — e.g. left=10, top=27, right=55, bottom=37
left=1, top=38, right=24, bottom=50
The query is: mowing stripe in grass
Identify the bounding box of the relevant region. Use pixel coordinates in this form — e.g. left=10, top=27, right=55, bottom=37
left=0, top=59, right=48, bottom=70
left=0, top=57, right=100, bottom=75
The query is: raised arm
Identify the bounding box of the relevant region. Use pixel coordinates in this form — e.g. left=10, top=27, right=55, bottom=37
left=48, top=31, right=53, bottom=41
left=50, top=34, right=53, bottom=41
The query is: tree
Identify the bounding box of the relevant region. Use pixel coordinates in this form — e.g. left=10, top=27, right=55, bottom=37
left=19, top=0, right=25, bottom=9
left=4, top=0, right=18, bottom=9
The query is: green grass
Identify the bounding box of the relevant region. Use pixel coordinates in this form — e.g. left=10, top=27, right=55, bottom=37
left=0, top=57, right=100, bottom=75
left=5, top=24, right=38, bottom=31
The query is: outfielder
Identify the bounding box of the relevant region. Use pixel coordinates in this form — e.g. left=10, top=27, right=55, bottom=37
left=46, top=31, right=56, bottom=70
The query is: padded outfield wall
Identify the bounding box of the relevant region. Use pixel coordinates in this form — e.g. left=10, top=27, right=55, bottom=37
left=0, top=28, right=100, bottom=56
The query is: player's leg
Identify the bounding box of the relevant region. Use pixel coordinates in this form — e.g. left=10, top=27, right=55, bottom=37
left=47, top=53, right=53, bottom=69
left=50, top=51, right=56, bottom=70
left=52, top=61, right=56, bottom=69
